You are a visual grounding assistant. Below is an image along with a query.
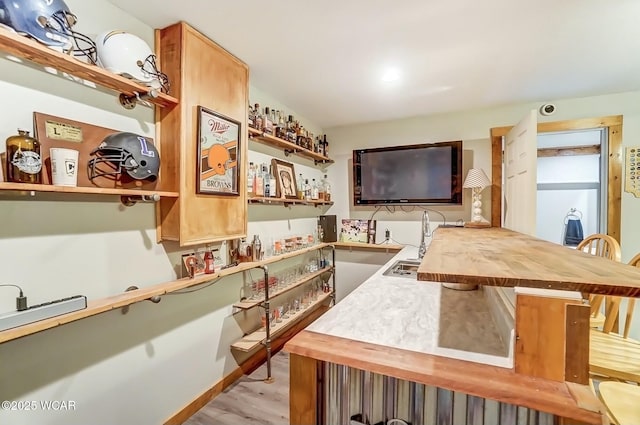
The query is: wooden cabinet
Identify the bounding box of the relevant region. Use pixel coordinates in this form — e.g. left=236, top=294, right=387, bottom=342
left=156, top=22, right=248, bottom=246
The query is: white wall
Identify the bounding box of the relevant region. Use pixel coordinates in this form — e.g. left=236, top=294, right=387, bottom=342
left=325, top=90, right=640, bottom=339
left=325, top=90, right=640, bottom=261
left=0, top=2, right=325, bottom=425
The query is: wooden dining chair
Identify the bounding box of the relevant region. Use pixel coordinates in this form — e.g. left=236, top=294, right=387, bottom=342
left=576, top=234, right=622, bottom=328
left=598, top=381, right=640, bottom=424
left=600, top=252, right=640, bottom=338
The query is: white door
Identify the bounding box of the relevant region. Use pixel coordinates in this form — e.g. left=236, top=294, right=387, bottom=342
left=503, top=110, right=538, bottom=235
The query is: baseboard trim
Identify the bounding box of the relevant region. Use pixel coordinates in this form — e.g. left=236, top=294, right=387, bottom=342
left=164, top=304, right=329, bottom=425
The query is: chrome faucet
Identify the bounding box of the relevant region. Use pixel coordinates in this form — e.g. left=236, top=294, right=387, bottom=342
left=418, top=210, right=431, bottom=259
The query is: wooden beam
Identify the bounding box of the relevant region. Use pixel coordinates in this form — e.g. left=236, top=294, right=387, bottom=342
left=607, top=124, right=623, bottom=243
left=537, top=145, right=600, bottom=157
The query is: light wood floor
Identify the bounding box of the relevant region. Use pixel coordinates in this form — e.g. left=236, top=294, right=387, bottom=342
left=184, top=351, right=290, bottom=425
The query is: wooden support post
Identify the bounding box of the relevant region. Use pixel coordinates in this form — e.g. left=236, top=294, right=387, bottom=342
left=290, top=353, right=319, bottom=425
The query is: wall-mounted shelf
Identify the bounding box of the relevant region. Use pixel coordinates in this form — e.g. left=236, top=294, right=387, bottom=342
left=0, top=27, right=178, bottom=109
left=333, top=241, right=405, bottom=253
left=233, top=266, right=333, bottom=310
left=0, top=242, right=332, bottom=344
left=248, top=127, right=334, bottom=165
left=248, top=196, right=333, bottom=207
left=0, top=182, right=179, bottom=198
left=230, top=291, right=333, bottom=352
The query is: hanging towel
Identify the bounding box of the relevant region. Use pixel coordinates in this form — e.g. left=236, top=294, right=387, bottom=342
left=564, top=218, right=584, bottom=246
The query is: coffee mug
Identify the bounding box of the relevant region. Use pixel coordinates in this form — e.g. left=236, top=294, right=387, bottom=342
left=50, top=148, right=79, bottom=187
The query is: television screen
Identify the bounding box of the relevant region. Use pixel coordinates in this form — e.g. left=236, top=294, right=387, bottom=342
left=353, top=141, right=462, bottom=205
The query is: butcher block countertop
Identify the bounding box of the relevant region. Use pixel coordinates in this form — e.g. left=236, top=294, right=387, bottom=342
left=418, top=227, right=640, bottom=297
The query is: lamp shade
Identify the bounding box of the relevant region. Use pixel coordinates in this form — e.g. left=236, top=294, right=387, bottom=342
left=463, top=168, right=491, bottom=190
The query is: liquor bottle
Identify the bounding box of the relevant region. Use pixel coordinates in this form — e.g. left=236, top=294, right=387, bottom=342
left=287, top=115, right=296, bottom=144
left=268, top=165, right=277, bottom=197
left=311, top=178, right=319, bottom=200
left=5, top=129, right=42, bottom=184
left=248, top=103, right=255, bottom=129
left=324, top=135, right=329, bottom=157
left=247, top=162, right=255, bottom=196
left=204, top=250, right=215, bottom=274
left=274, top=110, right=284, bottom=139
left=297, top=173, right=304, bottom=200
left=278, top=112, right=286, bottom=137
left=304, top=179, right=311, bottom=200
left=263, top=107, right=273, bottom=135
left=254, top=163, right=264, bottom=196
left=296, top=124, right=305, bottom=147
left=254, top=104, right=262, bottom=131
left=323, top=174, right=331, bottom=202
left=318, top=175, right=327, bottom=200
left=261, top=163, right=271, bottom=196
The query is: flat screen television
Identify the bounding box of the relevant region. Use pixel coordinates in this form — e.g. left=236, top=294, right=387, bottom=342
left=353, top=140, right=463, bottom=205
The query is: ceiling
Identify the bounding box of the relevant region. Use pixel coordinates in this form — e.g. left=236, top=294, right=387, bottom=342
left=109, top=0, right=640, bottom=128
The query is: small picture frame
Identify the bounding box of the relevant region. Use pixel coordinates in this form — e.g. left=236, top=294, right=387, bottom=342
left=271, top=158, right=297, bottom=199
left=196, top=106, right=241, bottom=195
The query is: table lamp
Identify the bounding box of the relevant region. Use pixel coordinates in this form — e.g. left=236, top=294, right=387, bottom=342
left=463, top=168, right=491, bottom=228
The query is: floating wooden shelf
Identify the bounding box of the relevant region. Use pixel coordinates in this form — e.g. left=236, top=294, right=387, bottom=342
left=333, top=241, right=405, bottom=253
left=230, top=291, right=333, bottom=352
left=0, top=182, right=179, bottom=198
left=0, top=27, right=178, bottom=108
left=0, top=243, right=332, bottom=344
left=248, top=196, right=333, bottom=207
left=233, top=266, right=333, bottom=309
left=248, top=127, right=334, bottom=164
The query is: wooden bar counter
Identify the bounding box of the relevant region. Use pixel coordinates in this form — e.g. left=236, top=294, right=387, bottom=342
left=284, top=228, right=640, bottom=425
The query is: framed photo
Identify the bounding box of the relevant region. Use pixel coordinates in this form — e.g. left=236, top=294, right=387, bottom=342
left=271, top=158, right=298, bottom=199
left=196, top=106, right=241, bottom=195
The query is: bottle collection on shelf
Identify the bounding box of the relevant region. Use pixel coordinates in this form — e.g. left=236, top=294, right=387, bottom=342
left=248, top=103, right=330, bottom=158
left=233, top=230, right=328, bottom=264
left=247, top=162, right=331, bottom=202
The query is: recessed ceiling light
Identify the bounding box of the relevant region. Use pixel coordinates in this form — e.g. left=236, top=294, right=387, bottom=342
left=381, top=68, right=401, bottom=82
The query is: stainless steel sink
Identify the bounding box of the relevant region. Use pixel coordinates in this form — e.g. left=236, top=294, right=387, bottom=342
left=382, top=259, right=421, bottom=278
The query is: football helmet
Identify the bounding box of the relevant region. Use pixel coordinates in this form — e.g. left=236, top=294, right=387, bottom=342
left=88, top=132, right=160, bottom=182
left=0, top=0, right=96, bottom=63
left=95, top=30, right=169, bottom=93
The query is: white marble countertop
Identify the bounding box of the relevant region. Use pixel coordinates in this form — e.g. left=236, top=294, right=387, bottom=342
left=307, top=246, right=514, bottom=368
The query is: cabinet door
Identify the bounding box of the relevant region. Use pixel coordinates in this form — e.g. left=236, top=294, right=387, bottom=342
left=157, top=22, right=248, bottom=246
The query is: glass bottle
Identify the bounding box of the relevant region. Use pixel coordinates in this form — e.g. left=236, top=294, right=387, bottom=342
left=254, top=163, right=264, bottom=196
left=323, top=174, right=331, bottom=202
left=287, top=115, right=296, bottom=144
left=297, top=173, right=304, bottom=200
left=311, top=178, right=319, bottom=200
left=319, top=175, right=327, bottom=200
left=247, top=162, right=255, bottom=196
left=268, top=165, right=277, bottom=197
left=254, top=104, right=262, bottom=131
left=248, top=102, right=255, bottom=129
left=263, top=163, right=270, bottom=198
left=5, top=129, right=42, bottom=184
left=204, top=250, right=215, bottom=274
left=304, top=179, right=311, bottom=200
left=263, top=107, right=273, bottom=135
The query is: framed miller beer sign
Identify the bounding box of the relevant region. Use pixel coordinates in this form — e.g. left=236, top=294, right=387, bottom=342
left=196, top=106, right=241, bottom=195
